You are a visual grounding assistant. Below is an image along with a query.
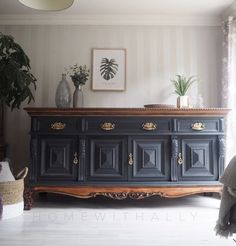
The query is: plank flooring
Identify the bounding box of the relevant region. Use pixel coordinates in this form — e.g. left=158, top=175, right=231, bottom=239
left=0, top=194, right=234, bottom=246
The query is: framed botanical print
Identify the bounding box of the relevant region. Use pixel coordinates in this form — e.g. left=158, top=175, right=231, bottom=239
left=92, top=48, right=126, bottom=91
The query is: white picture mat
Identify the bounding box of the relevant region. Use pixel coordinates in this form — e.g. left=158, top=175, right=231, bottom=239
left=92, top=49, right=126, bottom=91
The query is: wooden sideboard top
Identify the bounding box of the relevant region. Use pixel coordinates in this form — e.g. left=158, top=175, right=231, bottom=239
left=24, top=107, right=230, bottom=117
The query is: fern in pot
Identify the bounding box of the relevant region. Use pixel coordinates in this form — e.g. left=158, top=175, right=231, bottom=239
left=171, top=75, right=197, bottom=108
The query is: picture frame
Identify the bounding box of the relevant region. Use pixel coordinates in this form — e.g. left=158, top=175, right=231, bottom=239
left=92, top=48, right=126, bottom=91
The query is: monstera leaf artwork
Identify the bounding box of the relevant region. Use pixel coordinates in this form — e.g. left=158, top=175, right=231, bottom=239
left=100, top=58, right=118, bottom=81
left=92, top=49, right=126, bottom=91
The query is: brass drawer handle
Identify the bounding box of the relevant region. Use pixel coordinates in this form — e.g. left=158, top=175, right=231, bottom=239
left=51, top=122, right=66, bottom=130
left=177, top=153, right=183, bottom=165
left=128, top=153, right=133, bottom=165
left=100, top=122, right=115, bottom=131
left=73, top=152, right=79, bottom=165
left=191, top=122, right=205, bottom=131
left=142, top=122, right=157, bottom=131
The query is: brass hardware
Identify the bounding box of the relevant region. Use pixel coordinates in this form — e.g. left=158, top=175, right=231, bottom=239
left=51, top=122, right=66, bottom=130
left=128, top=153, right=133, bottom=165
left=177, top=153, right=183, bottom=165
left=142, top=122, right=157, bottom=131
left=191, top=122, right=205, bottom=131
left=100, top=122, right=115, bottom=131
left=73, top=152, right=79, bottom=165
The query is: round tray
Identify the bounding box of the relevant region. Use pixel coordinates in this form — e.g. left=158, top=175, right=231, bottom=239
left=144, top=104, right=176, bottom=109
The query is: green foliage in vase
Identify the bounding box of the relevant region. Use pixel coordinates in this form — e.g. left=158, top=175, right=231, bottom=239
left=68, top=64, right=89, bottom=88
left=100, top=58, right=118, bottom=80
left=0, top=33, right=37, bottom=110
left=171, top=75, right=197, bottom=96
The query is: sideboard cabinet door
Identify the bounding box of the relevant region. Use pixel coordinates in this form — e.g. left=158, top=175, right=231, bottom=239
left=178, top=136, right=218, bottom=181
left=128, top=136, right=170, bottom=181
left=87, top=136, right=127, bottom=181
left=38, top=136, right=78, bottom=181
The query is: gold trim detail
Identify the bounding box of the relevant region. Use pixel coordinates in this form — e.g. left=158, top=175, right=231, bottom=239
left=191, top=122, right=205, bottom=131
left=95, top=192, right=161, bottom=200
left=142, top=122, right=157, bottom=131
left=100, top=122, right=115, bottom=131
left=51, top=122, right=66, bottom=130
left=32, top=186, right=223, bottom=200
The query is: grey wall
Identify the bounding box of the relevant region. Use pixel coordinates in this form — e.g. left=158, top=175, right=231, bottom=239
left=0, top=25, right=222, bottom=172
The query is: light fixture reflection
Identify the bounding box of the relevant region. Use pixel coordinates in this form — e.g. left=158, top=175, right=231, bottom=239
left=18, top=0, right=74, bottom=11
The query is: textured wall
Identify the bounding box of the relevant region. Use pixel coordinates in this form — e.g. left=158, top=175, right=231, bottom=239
left=0, top=25, right=222, bottom=172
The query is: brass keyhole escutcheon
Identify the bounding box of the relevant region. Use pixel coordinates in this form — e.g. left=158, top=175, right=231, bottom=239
left=128, top=153, right=133, bottom=165
left=177, top=153, right=183, bottom=165
left=73, top=152, right=79, bottom=165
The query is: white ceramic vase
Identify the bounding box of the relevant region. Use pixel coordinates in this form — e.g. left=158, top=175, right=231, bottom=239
left=177, top=96, right=189, bottom=108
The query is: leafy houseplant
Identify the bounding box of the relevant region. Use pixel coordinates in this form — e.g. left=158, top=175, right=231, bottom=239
left=171, top=75, right=197, bottom=108
left=67, top=64, right=89, bottom=108
left=68, top=64, right=89, bottom=88
left=0, top=33, right=37, bottom=160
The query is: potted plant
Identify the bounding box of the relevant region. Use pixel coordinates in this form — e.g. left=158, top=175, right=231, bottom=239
left=67, top=64, right=89, bottom=108
left=0, top=33, right=36, bottom=160
left=171, top=75, right=197, bottom=108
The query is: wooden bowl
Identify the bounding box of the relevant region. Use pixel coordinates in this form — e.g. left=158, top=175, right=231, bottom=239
left=144, top=104, right=176, bottom=109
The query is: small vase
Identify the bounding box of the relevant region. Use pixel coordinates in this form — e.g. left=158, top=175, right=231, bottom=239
left=73, top=85, right=84, bottom=108
left=55, top=74, right=71, bottom=108
left=177, top=96, right=189, bottom=108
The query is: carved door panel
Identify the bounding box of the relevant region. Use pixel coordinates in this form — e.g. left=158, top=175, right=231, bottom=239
left=128, top=136, right=170, bottom=181
left=38, top=136, right=78, bottom=181
left=178, top=136, right=218, bottom=181
left=87, top=136, right=127, bottom=181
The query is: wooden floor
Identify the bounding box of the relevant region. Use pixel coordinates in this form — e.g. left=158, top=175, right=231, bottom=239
left=0, top=194, right=234, bottom=245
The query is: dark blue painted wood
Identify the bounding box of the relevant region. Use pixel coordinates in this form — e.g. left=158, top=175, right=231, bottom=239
left=28, top=115, right=225, bottom=186
left=177, top=136, right=218, bottom=181
left=87, top=136, right=127, bottom=181
left=128, top=136, right=170, bottom=181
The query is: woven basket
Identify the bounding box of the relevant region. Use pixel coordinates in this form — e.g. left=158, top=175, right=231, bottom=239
left=0, top=167, right=28, bottom=205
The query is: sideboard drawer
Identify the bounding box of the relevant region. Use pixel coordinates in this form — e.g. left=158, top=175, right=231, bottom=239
left=33, top=117, right=81, bottom=133
left=84, top=117, right=171, bottom=134
left=176, top=118, right=221, bottom=133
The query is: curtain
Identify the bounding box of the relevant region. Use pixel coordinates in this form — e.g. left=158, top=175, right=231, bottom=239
left=222, top=16, right=236, bottom=164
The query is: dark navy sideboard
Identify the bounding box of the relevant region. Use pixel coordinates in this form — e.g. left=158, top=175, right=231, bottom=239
left=24, top=107, right=230, bottom=209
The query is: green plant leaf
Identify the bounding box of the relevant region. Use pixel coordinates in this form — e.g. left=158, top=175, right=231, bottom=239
left=171, top=74, right=197, bottom=96
left=0, top=33, right=37, bottom=110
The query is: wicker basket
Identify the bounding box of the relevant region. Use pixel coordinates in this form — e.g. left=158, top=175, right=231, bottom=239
left=0, top=167, right=28, bottom=205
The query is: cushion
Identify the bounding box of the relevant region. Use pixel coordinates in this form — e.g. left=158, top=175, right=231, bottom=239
left=0, top=162, right=15, bottom=182
left=220, top=156, right=236, bottom=188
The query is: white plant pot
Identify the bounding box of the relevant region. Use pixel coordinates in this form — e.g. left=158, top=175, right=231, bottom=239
left=177, top=96, right=189, bottom=108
